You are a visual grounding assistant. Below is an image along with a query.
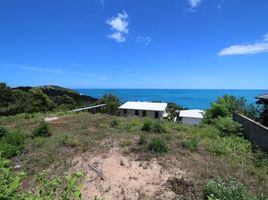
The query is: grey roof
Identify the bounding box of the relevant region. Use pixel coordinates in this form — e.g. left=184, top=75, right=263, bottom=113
left=256, top=93, right=268, bottom=100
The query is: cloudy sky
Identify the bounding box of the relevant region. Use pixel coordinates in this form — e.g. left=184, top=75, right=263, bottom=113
left=0, top=0, right=267, bottom=89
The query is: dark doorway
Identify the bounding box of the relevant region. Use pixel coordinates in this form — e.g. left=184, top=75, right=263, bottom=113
left=123, top=109, right=127, bottom=114
left=142, top=110, right=146, bottom=117
left=135, top=110, right=139, bottom=116
left=154, top=111, right=159, bottom=118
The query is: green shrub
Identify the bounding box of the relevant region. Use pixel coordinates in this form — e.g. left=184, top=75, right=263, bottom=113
left=58, top=134, right=80, bottom=147
left=32, top=122, right=51, bottom=138
left=206, top=136, right=251, bottom=157
left=214, top=117, right=243, bottom=136
left=152, top=121, right=166, bottom=133
left=141, top=119, right=153, bottom=132
left=204, top=177, right=257, bottom=200
left=111, top=119, right=120, bottom=128
left=0, top=155, right=25, bottom=199
left=0, top=131, right=25, bottom=158
left=139, top=133, right=148, bottom=146
left=182, top=137, right=198, bottom=151
left=120, top=138, right=132, bottom=147
left=0, top=126, right=7, bottom=138
left=147, top=136, right=168, bottom=153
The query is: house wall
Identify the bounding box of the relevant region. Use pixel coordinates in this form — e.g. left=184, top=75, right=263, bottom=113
left=181, top=117, right=202, bottom=125
left=233, top=112, right=268, bottom=152
left=119, top=109, right=165, bottom=119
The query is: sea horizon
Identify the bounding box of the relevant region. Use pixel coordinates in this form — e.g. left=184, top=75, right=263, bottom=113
left=76, top=89, right=268, bottom=109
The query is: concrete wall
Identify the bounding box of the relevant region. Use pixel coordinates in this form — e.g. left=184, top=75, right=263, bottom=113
left=119, top=109, right=165, bottom=119
left=233, top=112, right=268, bottom=152
left=181, top=117, right=202, bottom=125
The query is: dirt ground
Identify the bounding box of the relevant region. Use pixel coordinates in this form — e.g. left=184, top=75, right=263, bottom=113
left=72, top=138, right=194, bottom=200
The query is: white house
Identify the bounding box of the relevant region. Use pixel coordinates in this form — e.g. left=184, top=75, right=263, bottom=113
left=178, top=109, right=205, bottom=125
left=119, top=101, right=168, bottom=119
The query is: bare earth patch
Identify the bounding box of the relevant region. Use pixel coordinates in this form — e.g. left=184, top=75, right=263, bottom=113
left=73, top=141, right=187, bottom=200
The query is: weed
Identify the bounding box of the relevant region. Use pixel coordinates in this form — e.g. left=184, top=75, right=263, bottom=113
left=152, top=121, right=166, bottom=133
left=141, top=118, right=153, bottom=132
left=32, top=122, right=51, bottom=138
left=111, top=118, right=120, bottom=128
left=182, top=137, right=198, bottom=151
left=147, top=136, right=168, bottom=153
left=120, top=138, right=132, bottom=147
left=204, top=177, right=257, bottom=200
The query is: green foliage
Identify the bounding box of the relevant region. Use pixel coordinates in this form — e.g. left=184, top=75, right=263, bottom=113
left=253, top=149, right=268, bottom=174
left=0, top=126, right=7, bottom=138
left=111, top=118, right=120, bottom=128
left=147, top=136, right=168, bottom=153
left=204, top=95, right=260, bottom=123
left=139, top=133, right=148, bottom=146
left=0, top=154, right=83, bottom=200
left=97, top=93, right=120, bottom=115
left=152, top=121, right=166, bottom=133
left=182, top=137, right=198, bottom=151
left=141, top=118, right=153, bottom=132
left=0, top=130, right=25, bottom=158
left=29, top=88, right=55, bottom=113
left=167, top=102, right=184, bottom=120
left=204, top=177, right=257, bottom=200
left=0, top=155, right=25, bottom=200
left=206, top=135, right=251, bottom=157
left=214, top=117, right=244, bottom=136
left=32, top=122, right=51, bottom=138
left=141, top=119, right=166, bottom=133
left=120, top=138, right=132, bottom=147
left=58, top=134, right=80, bottom=147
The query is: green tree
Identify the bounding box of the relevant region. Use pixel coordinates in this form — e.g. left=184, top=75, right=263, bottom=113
left=96, top=93, right=120, bottom=115
left=28, top=88, right=55, bottom=113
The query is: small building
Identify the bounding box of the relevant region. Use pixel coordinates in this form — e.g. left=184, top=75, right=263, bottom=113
left=178, top=109, right=204, bottom=125
left=256, top=93, right=268, bottom=126
left=119, top=101, right=168, bottom=119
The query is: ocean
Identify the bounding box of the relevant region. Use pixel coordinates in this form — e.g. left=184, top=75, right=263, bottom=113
left=76, top=89, right=268, bottom=109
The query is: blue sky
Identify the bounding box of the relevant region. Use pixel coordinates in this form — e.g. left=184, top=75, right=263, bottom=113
left=0, top=0, right=268, bottom=89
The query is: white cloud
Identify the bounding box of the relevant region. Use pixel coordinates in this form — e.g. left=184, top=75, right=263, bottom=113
left=188, top=0, right=202, bottom=9
left=108, top=32, right=126, bottom=43
left=106, top=11, right=129, bottom=43
left=218, top=33, right=268, bottom=56
left=137, top=36, right=152, bottom=46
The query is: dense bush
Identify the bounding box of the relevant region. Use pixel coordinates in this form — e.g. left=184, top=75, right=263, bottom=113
left=204, top=177, right=257, bottom=200
left=32, top=122, right=51, bottom=138
left=141, top=119, right=166, bottom=133
left=182, top=137, right=198, bottom=151
left=141, top=118, right=153, bottom=132
left=110, top=119, right=120, bottom=128
left=147, top=136, right=168, bottom=153
left=204, top=95, right=260, bottom=123
left=0, top=155, right=83, bottom=199
left=0, top=126, right=7, bottom=138
left=152, top=121, right=166, bottom=133
left=0, top=130, right=25, bottom=158
left=96, top=93, right=120, bottom=115
left=214, top=117, right=244, bottom=136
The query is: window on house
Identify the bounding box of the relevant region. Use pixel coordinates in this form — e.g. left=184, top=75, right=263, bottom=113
left=142, top=110, right=146, bottom=117
left=154, top=111, right=159, bottom=118
left=123, top=109, right=127, bottom=114
left=135, top=110, right=139, bottom=116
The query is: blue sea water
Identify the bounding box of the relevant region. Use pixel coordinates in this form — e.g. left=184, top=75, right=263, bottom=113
left=76, top=89, right=268, bottom=109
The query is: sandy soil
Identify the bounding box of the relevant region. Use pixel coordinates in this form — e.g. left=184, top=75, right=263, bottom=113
left=72, top=138, right=189, bottom=200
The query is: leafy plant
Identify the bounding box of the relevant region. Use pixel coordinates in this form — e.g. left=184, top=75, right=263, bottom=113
left=0, top=154, right=25, bottom=199
left=204, top=177, right=257, bottom=200
left=111, top=119, right=120, bottom=128
left=147, top=136, right=168, bottom=153
left=152, top=121, right=166, bottom=133
left=32, top=122, right=51, bottom=138
left=214, top=117, right=243, bottom=136
left=0, top=131, right=25, bottom=158
left=0, top=126, right=7, bottom=138
left=141, top=118, right=153, bottom=132
left=182, top=137, right=198, bottom=151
